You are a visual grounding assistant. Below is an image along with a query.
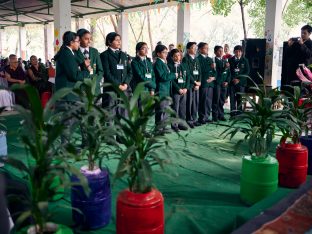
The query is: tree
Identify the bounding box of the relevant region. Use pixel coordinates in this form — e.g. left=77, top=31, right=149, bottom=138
left=210, top=0, right=249, bottom=40
left=283, top=0, right=312, bottom=28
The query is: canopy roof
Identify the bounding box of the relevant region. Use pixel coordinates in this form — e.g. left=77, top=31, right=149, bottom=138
left=0, top=0, right=184, bottom=27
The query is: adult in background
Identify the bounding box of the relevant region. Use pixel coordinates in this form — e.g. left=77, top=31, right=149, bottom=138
left=76, top=28, right=103, bottom=97
left=286, top=24, right=312, bottom=86
left=223, top=44, right=233, bottom=60
left=27, top=55, right=53, bottom=96
left=4, top=54, right=28, bottom=108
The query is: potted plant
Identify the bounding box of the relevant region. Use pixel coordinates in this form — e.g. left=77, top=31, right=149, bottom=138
left=112, top=82, right=179, bottom=234
left=4, top=84, right=84, bottom=234
left=63, top=79, right=117, bottom=230
left=276, top=85, right=310, bottom=187
left=222, top=77, right=293, bottom=204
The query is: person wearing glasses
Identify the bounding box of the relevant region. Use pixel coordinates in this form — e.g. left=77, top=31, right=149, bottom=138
left=54, top=31, right=91, bottom=145
left=4, top=54, right=28, bottom=108
left=54, top=31, right=91, bottom=99
left=76, top=28, right=103, bottom=97
left=131, top=42, right=156, bottom=96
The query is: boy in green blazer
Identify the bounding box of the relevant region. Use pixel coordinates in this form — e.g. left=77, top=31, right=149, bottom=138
left=229, top=45, right=250, bottom=116
left=197, top=42, right=215, bottom=124
left=131, top=42, right=156, bottom=95
left=168, top=49, right=189, bottom=131
left=182, top=42, right=201, bottom=128
left=76, top=28, right=104, bottom=97
left=212, top=45, right=231, bottom=121
left=100, top=32, right=132, bottom=117
left=153, top=44, right=176, bottom=132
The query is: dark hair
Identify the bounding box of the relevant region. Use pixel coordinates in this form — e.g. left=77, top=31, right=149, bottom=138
left=198, top=42, right=208, bottom=50
left=233, top=45, right=243, bottom=52
left=136, top=42, right=147, bottom=52
left=9, top=54, right=16, bottom=59
left=169, top=43, right=174, bottom=47
left=186, top=42, right=197, bottom=50
left=30, top=55, right=37, bottom=60
left=155, top=44, right=167, bottom=55
left=77, top=28, right=91, bottom=38
left=62, top=31, right=78, bottom=46
left=301, top=25, right=312, bottom=33
left=105, top=32, right=121, bottom=47
left=214, top=45, right=223, bottom=53
left=170, top=48, right=180, bottom=58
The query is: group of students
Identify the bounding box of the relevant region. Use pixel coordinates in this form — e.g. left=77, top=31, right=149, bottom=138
left=55, top=29, right=250, bottom=133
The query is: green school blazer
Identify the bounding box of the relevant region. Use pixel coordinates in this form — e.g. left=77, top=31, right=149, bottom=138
left=215, top=57, right=231, bottom=85
left=54, top=46, right=90, bottom=102
left=153, top=58, right=176, bottom=98
left=131, top=56, right=156, bottom=92
left=229, top=56, right=250, bottom=87
left=76, top=47, right=104, bottom=96
left=182, top=54, right=201, bottom=89
left=167, top=62, right=189, bottom=94
left=197, top=55, right=215, bottom=88
left=100, top=48, right=132, bottom=90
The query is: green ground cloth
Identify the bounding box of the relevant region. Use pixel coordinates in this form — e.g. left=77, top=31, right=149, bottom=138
left=2, top=114, right=297, bottom=234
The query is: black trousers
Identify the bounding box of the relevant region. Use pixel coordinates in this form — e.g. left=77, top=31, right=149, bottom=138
left=186, top=88, right=199, bottom=123
left=230, top=85, right=245, bottom=115
left=212, top=85, right=227, bottom=119
left=172, top=93, right=186, bottom=127
left=102, top=87, right=132, bottom=119
left=199, top=87, right=213, bottom=122
left=155, top=98, right=171, bottom=129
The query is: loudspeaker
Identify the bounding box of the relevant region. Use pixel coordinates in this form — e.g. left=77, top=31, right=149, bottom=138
left=242, top=39, right=266, bottom=85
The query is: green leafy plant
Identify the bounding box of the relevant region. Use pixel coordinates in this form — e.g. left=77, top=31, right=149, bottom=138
left=281, top=86, right=312, bottom=144
left=3, top=85, right=88, bottom=233
left=63, top=78, right=117, bottom=171
left=112, top=82, right=182, bottom=193
left=222, top=76, right=296, bottom=157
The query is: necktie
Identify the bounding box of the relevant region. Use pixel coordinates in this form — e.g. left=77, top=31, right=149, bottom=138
left=83, top=49, right=89, bottom=59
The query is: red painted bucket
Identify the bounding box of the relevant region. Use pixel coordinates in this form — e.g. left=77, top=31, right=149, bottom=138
left=276, top=143, right=308, bottom=188
left=41, top=92, right=52, bottom=108
left=116, top=188, right=164, bottom=234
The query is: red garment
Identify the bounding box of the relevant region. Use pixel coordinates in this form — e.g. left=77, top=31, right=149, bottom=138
left=222, top=54, right=233, bottom=60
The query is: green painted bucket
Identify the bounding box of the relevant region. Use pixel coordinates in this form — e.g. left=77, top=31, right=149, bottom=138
left=240, top=155, right=279, bottom=205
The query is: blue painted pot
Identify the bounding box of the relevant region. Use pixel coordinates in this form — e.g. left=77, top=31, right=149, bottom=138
left=300, top=136, right=312, bottom=174
left=71, top=167, right=111, bottom=230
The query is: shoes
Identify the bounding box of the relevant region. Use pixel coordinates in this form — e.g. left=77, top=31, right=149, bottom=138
left=178, top=125, right=188, bottom=131
left=219, top=117, right=226, bottom=121
left=171, top=126, right=180, bottom=132
left=206, top=119, right=213, bottom=123
left=193, top=121, right=202, bottom=127
left=212, top=118, right=218, bottom=122
left=187, top=122, right=194, bottom=128
left=198, top=120, right=207, bottom=125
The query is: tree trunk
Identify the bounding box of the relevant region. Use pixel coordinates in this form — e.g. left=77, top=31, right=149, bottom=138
left=239, top=0, right=247, bottom=40
left=110, top=15, right=118, bottom=33
left=147, top=10, right=153, bottom=53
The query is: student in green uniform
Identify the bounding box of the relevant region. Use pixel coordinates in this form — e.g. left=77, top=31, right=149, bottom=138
left=153, top=44, right=176, bottom=133
left=212, top=45, right=231, bottom=121
left=197, top=42, right=215, bottom=124
left=131, top=42, right=156, bottom=96
left=54, top=31, right=91, bottom=101
left=54, top=31, right=91, bottom=144
left=100, top=32, right=132, bottom=117
left=168, top=49, right=189, bottom=132
left=182, top=42, right=201, bottom=128
left=229, top=45, right=250, bottom=116
left=76, top=28, right=104, bottom=97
